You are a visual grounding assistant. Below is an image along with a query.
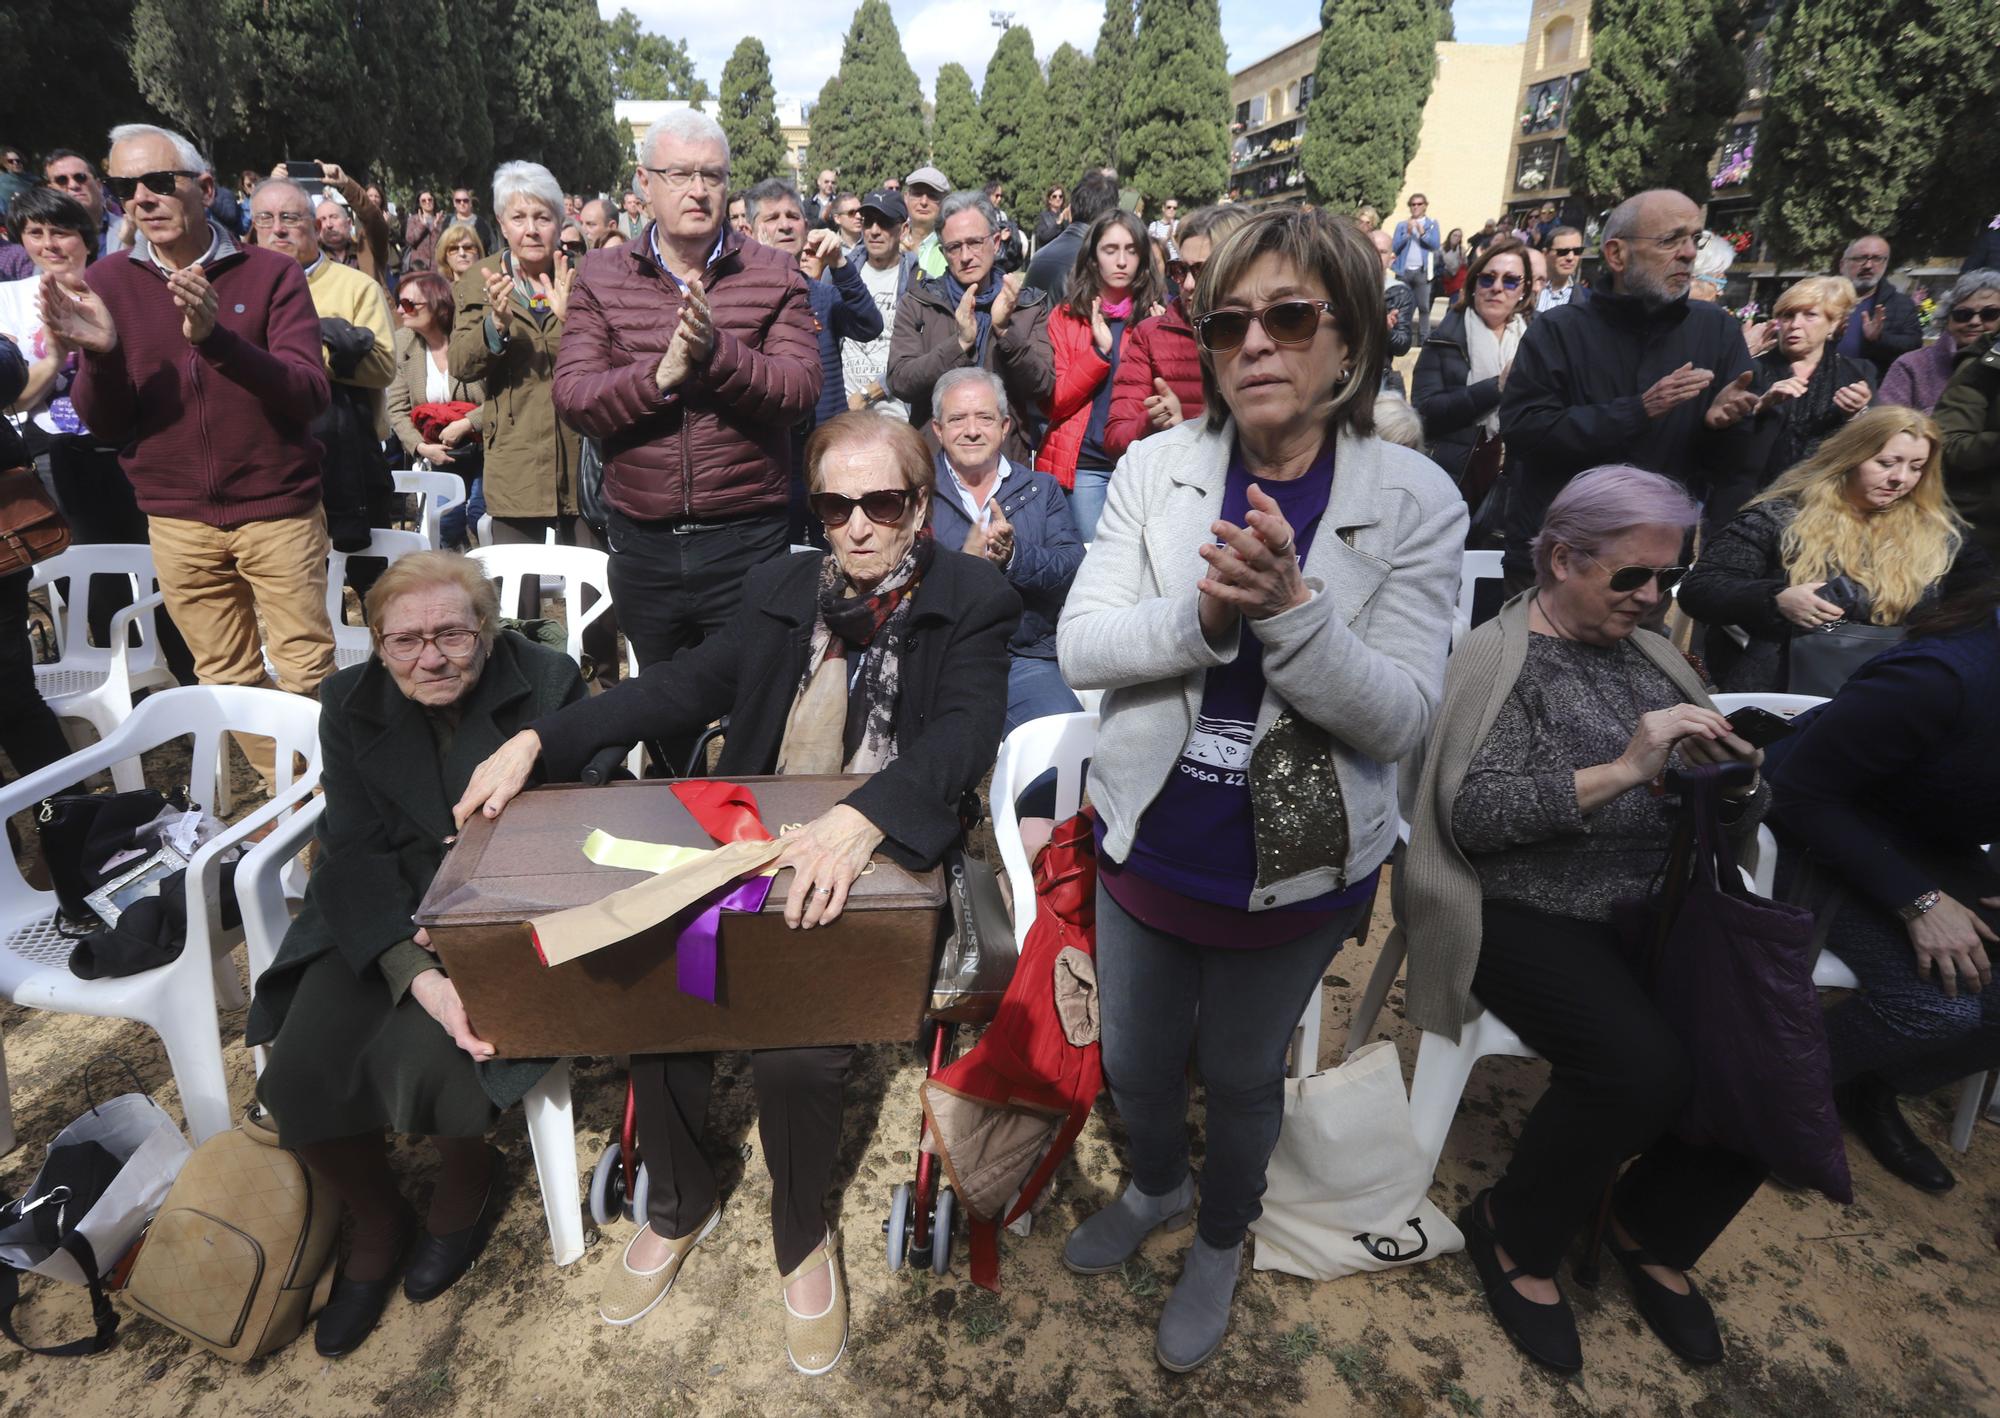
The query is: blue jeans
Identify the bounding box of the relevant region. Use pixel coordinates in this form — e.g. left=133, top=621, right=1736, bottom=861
left=1067, top=466, right=1111, bottom=543
left=1096, top=885, right=1366, bottom=1247
left=1006, top=655, right=1081, bottom=818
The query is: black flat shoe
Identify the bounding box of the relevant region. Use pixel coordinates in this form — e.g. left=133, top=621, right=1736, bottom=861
left=1836, top=1076, right=1955, bottom=1194
left=1459, top=1191, right=1582, bottom=1374
left=316, top=1220, right=412, bottom=1361
left=404, top=1156, right=505, bottom=1303
left=1605, top=1234, right=1723, bottom=1366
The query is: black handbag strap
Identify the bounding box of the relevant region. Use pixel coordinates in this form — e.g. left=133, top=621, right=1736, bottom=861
left=0, top=1234, right=119, bottom=1356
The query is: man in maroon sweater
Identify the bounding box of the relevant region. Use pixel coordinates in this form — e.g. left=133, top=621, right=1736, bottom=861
left=41, top=123, right=335, bottom=790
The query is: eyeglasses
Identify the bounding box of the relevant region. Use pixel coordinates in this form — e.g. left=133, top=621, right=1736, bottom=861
left=378, top=627, right=480, bottom=661
left=251, top=211, right=310, bottom=230
left=1408, top=200, right=1426, bottom=208
left=1550, top=245, right=1583, bottom=258
left=46, top=172, right=94, bottom=189
left=809, top=488, right=914, bottom=528
left=1948, top=304, right=2000, bottom=324
left=941, top=237, right=993, bottom=258
left=1476, top=271, right=1524, bottom=291
left=395, top=297, right=428, bottom=315
left=1628, top=229, right=1710, bottom=252
left=1581, top=553, right=1688, bottom=594
left=645, top=166, right=728, bottom=192
left=1194, top=299, right=1334, bottom=352
left=108, top=169, right=195, bottom=201
left=1165, top=259, right=1206, bottom=284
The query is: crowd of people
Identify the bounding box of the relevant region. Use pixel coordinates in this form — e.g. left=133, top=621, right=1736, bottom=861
left=2, top=111, right=1999, bottom=1386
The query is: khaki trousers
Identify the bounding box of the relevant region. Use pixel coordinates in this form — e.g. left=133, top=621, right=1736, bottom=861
left=147, top=509, right=336, bottom=790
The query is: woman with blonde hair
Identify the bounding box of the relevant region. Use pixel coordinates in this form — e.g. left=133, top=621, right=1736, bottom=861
left=436, top=221, right=486, bottom=278
left=1712, top=275, right=1878, bottom=525
left=1681, top=405, right=1986, bottom=692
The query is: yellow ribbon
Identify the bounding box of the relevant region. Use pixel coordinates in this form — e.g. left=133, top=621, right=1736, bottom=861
left=581, top=828, right=711, bottom=876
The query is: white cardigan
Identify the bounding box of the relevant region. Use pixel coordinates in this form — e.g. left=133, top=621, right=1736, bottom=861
left=1057, top=416, right=1467, bottom=906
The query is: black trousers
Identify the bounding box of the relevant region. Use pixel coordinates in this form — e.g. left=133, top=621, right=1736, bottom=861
left=0, top=570, right=72, bottom=780
left=603, top=508, right=789, bottom=773
left=486, top=514, right=620, bottom=692
left=1473, top=901, right=1767, bottom=1277
left=631, top=1047, right=851, bottom=1274
left=47, top=440, right=195, bottom=683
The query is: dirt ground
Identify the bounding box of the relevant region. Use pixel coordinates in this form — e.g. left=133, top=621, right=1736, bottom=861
left=3, top=741, right=1998, bottom=1418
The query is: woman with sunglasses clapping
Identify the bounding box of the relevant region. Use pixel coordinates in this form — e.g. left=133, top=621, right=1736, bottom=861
left=1401, top=466, right=1769, bottom=1375
left=1880, top=270, right=2000, bottom=415
left=1412, top=236, right=1532, bottom=526
left=1056, top=208, right=1465, bottom=1373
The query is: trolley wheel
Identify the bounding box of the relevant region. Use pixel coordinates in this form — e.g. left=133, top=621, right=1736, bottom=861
left=885, top=1181, right=913, bottom=1271
left=930, top=1187, right=956, bottom=1276
left=631, top=1161, right=651, bottom=1228
left=588, top=1143, right=626, bottom=1228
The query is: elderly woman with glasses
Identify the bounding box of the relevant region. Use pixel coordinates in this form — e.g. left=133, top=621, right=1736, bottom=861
left=246, top=551, right=587, bottom=1360
left=1413, top=236, right=1532, bottom=515
left=1881, top=270, right=2000, bottom=414
left=1400, top=466, right=1769, bottom=1376
left=457, top=413, right=1016, bottom=1375
left=1057, top=208, right=1464, bottom=1372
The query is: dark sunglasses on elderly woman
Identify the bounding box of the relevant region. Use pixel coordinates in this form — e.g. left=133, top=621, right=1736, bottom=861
left=1477, top=271, right=1524, bottom=291
left=1948, top=304, right=2000, bottom=324
left=1194, top=299, right=1334, bottom=353
left=1582, top=552, right=1688, bottom=593
left=808, top=488, right=913, bottom=528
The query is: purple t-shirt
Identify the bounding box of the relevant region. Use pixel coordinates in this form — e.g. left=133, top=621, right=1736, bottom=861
left=1104, top=442, right=1377, bottom=944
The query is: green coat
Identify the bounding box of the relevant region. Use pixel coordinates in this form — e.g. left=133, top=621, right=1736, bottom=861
left=1937, top=337, right=2000, bottom=559
left=246, top=631, right=586, bottom=1111
left=447, top=253, right=579, bottom=519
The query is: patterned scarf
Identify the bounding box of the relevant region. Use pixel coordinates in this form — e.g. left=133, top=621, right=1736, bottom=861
left=777, top=529, right=935, bottom=775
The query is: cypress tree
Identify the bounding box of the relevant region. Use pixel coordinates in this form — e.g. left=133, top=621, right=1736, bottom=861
left=355, top=0, right=475, bottom=187
left=807, top=0, right=927, bottom=192
left=1301, top=0, right=1446, bottom=213
left=127, top=0, right=245, bottom=167
left=1121, top=0, right=1231, bottom=210
left=1565, top=0, right=1745, bottom=205
left=486, top=0, right=626, bottom=192
left=980, top=26, right=1050, bottom=201
left=718, top=38, right=788, bottom=185
left=1085, top=0, right=1137, bottom=175
left=1043, top=43, right=1095, bottom=202
left=229, top=0, right=375, bottom=173
left=1754, top=0, right=2000, bottom=264
left=5, top=0, right=159, bottom=164
left=930, top=64, right=984, bottom=189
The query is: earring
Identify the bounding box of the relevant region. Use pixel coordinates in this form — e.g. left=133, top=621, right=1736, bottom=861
left=1334, top=367, right=1351, bottom=385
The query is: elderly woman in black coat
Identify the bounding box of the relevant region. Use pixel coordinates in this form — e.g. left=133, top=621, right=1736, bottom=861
left=458, top=412, right=1018, bottom=1377
left=247, top=551, right=585, bottom=1359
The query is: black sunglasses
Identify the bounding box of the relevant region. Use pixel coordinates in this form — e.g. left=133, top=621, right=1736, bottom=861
left=1165, top=258, right=1206, bottom=284
left=1550, top=245, right=1584, bottom=257
left=809, top=488, right=914, bottom=528
left=1194, top=299, right=1333, bottom=353
left=1477, top=271, right=1524, bottom=290
left=108, top=169, right=196, bottom=201
left=1948, top=304, right=2000, bottom=323
left=1582, top=553, right=1688, bottom=593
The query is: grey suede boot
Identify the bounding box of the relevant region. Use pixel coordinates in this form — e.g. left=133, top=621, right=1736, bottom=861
left=1061, top=1175, right=1196, bottom=1275
left=1155, top=1235, right=1243, bottom=1372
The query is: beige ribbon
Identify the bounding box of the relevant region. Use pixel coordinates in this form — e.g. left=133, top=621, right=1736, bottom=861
left=532, top=833, right=785, bottom=967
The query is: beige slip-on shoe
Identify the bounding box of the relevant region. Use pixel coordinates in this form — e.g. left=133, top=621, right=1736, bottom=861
left=598, top=1204, right=721, bottom=1326
left=781, top=1230, right=848, bottom=1376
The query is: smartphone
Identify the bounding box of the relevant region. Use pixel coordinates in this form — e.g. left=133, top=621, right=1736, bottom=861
left=1725, top=705, right=1795, bottom=749
left=283, top=160, right=326, bottom=198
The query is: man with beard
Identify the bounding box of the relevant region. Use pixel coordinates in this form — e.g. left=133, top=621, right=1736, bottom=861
left=1497, top=189, right=1760, bottom=588
left=1835, top=233, right=1922, bottom=379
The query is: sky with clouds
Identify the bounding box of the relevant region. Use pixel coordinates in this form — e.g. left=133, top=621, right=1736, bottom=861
left=605, top=0, right=1535, bottom=105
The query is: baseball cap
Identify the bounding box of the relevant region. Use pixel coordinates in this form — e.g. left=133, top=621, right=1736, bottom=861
left=859, top=188, right=908, bottom=224
left=904, top=166, right=950, bottom=195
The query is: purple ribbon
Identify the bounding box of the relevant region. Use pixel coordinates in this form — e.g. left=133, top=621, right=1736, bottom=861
left=672, top=874, right=775, bottom=1002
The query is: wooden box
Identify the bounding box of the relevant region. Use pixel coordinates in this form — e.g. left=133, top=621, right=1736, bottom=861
left=412, top=776, right=945, bottom=1057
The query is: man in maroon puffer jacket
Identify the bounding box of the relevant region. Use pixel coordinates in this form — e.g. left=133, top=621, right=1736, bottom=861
left=49, top=123, right=335, bottom=792
left=555, top=108, right=820, bottom=729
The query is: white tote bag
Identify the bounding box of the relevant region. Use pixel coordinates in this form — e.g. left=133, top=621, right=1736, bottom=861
left=1250, top=1039, right=1462, bottom=1281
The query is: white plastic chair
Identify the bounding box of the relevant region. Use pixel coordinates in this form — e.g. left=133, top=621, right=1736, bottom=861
left=466, top=543, right=620, bottom=673
left=0, top=686, right=323, bottom=1144
left=28, top=546, right=179, bottom=792
left=988, top=711, right=1327, bottom=1080
left=1452, top=549, right=1505, bottom=646
left=233, top=798, right=588, bottom=1265
left=324, top=528, right=433, bottom=670
left=393, top=469, right=469, bottom=550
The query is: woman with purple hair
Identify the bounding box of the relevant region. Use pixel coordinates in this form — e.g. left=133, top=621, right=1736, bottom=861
left=1396, top=465, right=1770, bottom=1375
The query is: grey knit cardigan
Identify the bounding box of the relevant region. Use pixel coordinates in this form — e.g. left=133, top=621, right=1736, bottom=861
left=1393, top=591, right=1718, bottom=1043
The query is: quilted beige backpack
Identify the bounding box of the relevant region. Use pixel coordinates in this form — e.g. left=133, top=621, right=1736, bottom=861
left=120, top=1110, right=338, bottom=1362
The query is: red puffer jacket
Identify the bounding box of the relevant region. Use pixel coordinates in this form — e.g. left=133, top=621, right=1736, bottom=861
left=553, top=226, right=821, bottom=522
left=1037, top=304, right=1118, bottom=489
left=1103, top=307, right=1205, bottom=464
